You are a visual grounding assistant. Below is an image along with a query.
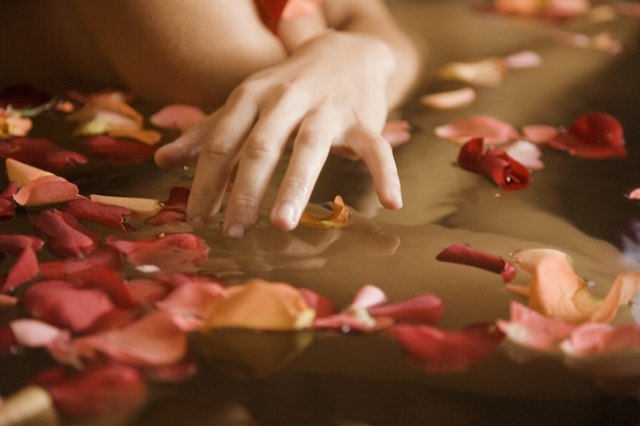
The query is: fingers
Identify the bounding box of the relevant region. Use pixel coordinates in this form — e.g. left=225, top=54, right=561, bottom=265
left=222, top=92, right=307, bottom=237
left=185, top=93, right=258, bottom=225
left=271, top=108, right=335, bottom=231
left=349, top=125, right=403, bottom=210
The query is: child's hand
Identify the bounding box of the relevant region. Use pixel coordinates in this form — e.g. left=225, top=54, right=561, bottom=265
left=155, top=30, right=402, bottom=237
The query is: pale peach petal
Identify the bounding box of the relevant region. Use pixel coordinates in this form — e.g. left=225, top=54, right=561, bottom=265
left=5, top=158, right=54, bottom=188
left=349, top=285, right=387, bottom=310
left=156, top=282, right=227, bottom=331
left=420, top=87, right=476, bottom=110
left=522, top=124, right=559, bottom=143
left=512, top=248, right=573, bottom=275
left=150, top=104, right=206, bottom=132
left=503, top=140, right=544, bottom=170
left=205, top=279, right=314, bottom=331
left=9, top=319, right=70, bottom=348
left=89, top=194, right=162, bottom=218
left=504, top=50, right=542, bottom=69
left=107, top=129, right=162, bottom=146
left=438, top=58, right=508, bottom=87
left=590, top=272, right=640, bottom=323
left=435, top=115, right=519, bottom=145
left=627, top=188, right=640, bottom=200
left=13, top=176, right=79, bottom=206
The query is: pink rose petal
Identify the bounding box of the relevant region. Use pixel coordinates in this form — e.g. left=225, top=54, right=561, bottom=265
left=63, top=198, right=133, bottom=232
left=32, top=209, right=100, bottom=258
left=381, top=120, right=412, bottom=148
left=67, top=266, right=138, bottom=309
left=75, top=311, right=188, bottom=366
left=385, top=323, right=504, bottom=373
left=24, top=280, right=116, bottom=332
left=368, top=294, right=444, bottom=325
left=33, top=364, right=147, bottom=418
left=156, top=282, right=226, bottom=331
left=39, top=247, right=123, bottom=279
left=9, top=319, right=70, bottom=348
left=14, top=176, right=79, bottom=206
left=127, top=278, right=171, bottom=306
left=435, top=115, right=519, bottom=145
left=350, top=285, right=388, bottom=310
left=150, top=104, right=206, bottom=131
left=0, top=234, right=44, bottom=255
left=457, top=138, right=532, bottom=190
left=437, top=243, right=517, bottom=283
left=522, top=124, right=559, bottom=143
left=627, top=188, right=640, bottom=200
left=0, top=245, right=39, bottom=293
left=503, top=140, right=544, bottom=170
left=562, top=323, right=640, bottom=357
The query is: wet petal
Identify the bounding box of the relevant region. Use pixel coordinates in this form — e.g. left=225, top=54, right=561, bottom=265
left=0, top=245, right=39, bottom=294
left=5, top=158, right=54, bottom=188
left=156, top=282, right=226, bottom=331
left=420, top=87, right=476, bottom=110
left=436, top=243, right=517, bottom=283
left=9, top=319, right=70, bottom=348
left=75, top=311, right=187, bottom=366
left=438, top=57, right=508, bottom=87
left=106, top=233, right=209, bottom=271
left=300, top=195, right=351, bottom=229
left=34, top=364, right=147, bottom=418
left=32, top=209, right=100, bottom=258
left=435, top=115, right=519, bottom=145
left=457, top=138, right=532, bottom=190
left=63, top=198, right=133, bottom=232
left=39, top=247, right=123, bottom=279
left=496, top=302, right=576, bottom=352
left=548, top=112, right=626, bottom=159
left=561, top=323, right=640, bottom=357
left=81, top=135, right=157, bottom=166
left=205, top=279, right=314, bottom=331
left=368, top=294, right=444, bottom=325
left=150, top=104, right=206, bottom=131
left=144, top=186, right=190, bottom=226
left=503, top=140, right=544, bottom=170
left=0, top=137, right=87, bottom=171
left=24, top=280, right=116, bottom=332
left=385, top=323, right=504, bottom=373
left=522, top=124, right=559, bottom=143
left=0, top=181, right=17, bottom=220
left=90, top=194, right=162, bottom=218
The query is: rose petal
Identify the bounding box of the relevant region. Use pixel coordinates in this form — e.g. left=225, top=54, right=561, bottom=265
left=438, top=58, right=508, bottom=87
left=107, top=129, right=162, bottom=146
left=157, top=282, right=226, bottom=331
left=457, top=138, right=532, bottom=190
left=0, top=234, right=44, bottom=255
left=126, top=278, right=171, bottom=306
left=63, top=198, right=133, bottom=232
left=106, top=233, right=209, bottom=271
left=503, top=140, right=544, bottom=170
left=81, top=135, right=157, bottom=166
left=75, top=311, right=187, bottom=366
left=436, top=243, right=517, bottom=283
left=205, top=279, right=314, bottom=331
left=24, top=280, right=116, bottom=332
left=300, top=195, right=351, bottom=229
left=561, top=323, right=640, bottom=357
left=32, top=209, right=100, bottom=258
left=385, top=323, right=504, bottom=373
left=144, top=186, right=189, bottom=226
left=0, top=245, right=39, bottom=293
left=368, top=294, right=444, bottom=325
left=627, top=188, right=640, bottom=200
left=350, top=284, right=388, bottom=309
left=39, top=247, right=123, bottom=279
left=67, top=266, right=138, bottom=309
left=9, top=319, right=70, bottom=348
left=504, top=50, right=542, bottom=69
left=511, top=248, right=574, bottom=275
left=589, top=272, right=640, bottom=323
left=435, top=115, right=519, bottom=145
left=420, top=87, right=476, bottom=110
left=0, top=137, right=87, bottom=171
left=5, top=158, right=54, bottom=188
left=14, top=176, right=80, bottom=206
left=150, top=104, right=206, bottom=131
left=298, top=287, right=336, bottom=318
left=33, top=364, right=147, bottom=418
left=0, top=181, right=17, bottom=220
left=90, top=194, right=161, bottom=218
left=496, top=302, right=577, bottom=352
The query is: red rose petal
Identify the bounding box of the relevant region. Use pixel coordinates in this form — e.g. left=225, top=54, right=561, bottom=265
left=39, top=247, right=123, bottom=279
left=63, top=198, right=133, bottom=232
left=33, top=364, right=147, bottom=418
left=385, top=323, right=504, bottom=373
left=0, top=181, right=17, bottom=220
left=436, top=243, right=517, bottom=283
left=548, top=112, right=627, bottom=159
left=32, top=209, right=100, bottom=258
left=127, top=278, right=171, bottom=306
left=14, top=176, right=80, bottom=206
left=24, top=280, right=116, bottom=332
left=81, top=135, right=157, bottom=166
left=106, top=233, right=209, bottom=271
left=0, top=137, right=88, bottom=171
left=0, top=245, right=39, bottom=293
left=75, top=311, right=188, bottom=366
left=368, top=294, right=444, bottom=325
left=435, top=115, right=519, bottom=145
left=458, top=138, right=531, bottom=190
left=144, top=186, right=190, bottom=226
left=0, top=234, right=44, bottom=255
left=67, top=266, right=138, bottom=309
left=150, top=104, right=206, bottom=131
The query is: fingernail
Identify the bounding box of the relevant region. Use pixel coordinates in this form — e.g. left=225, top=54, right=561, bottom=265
left=226, top=222, right=245, bottom=239
left=189, top=216, right=205, bottom=229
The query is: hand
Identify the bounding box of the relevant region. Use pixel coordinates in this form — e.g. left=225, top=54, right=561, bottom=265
left=155, top=30, right=402, bottom=237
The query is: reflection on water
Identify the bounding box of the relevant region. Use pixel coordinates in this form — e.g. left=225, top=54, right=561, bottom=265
left=2, top=0, right=640, bottom=425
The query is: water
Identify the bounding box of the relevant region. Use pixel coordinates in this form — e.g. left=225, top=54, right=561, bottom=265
left=2, top=0, right=640, bottom=424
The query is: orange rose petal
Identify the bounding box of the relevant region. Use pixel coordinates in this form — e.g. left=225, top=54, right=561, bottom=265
left=420, top=87, right=477, bottom=110
left=89, top=194, right=162, bottom=218
left=150, top=104, right=206, bottom=131
left=13, top=176, right=80, bottom=206
left=300, top=195, right=351, bottom=229
left=5, top=158, right=54, bottom=188
left=438, top=57, right=508, bottom=87
left=205, top=279, right=314, bottom=331
left=589, top=272, right=640, bottom=323
left=107, top=129, right=162, bottom=146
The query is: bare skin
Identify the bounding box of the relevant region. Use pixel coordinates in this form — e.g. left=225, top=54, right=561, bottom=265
left=1, top=0, right=421, bottom=237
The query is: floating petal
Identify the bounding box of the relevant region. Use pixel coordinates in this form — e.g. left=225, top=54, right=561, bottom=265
left=32, top=209, right=100, bottom=258
left=150, top=104, right=206, bottom=131
left=548, top=112, right=626, bottom=159
left=436, top=243, right=517, bottom=282
left=420, top=87, right=476, bottom=110
left=435, top=115, right=519, bottom=145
